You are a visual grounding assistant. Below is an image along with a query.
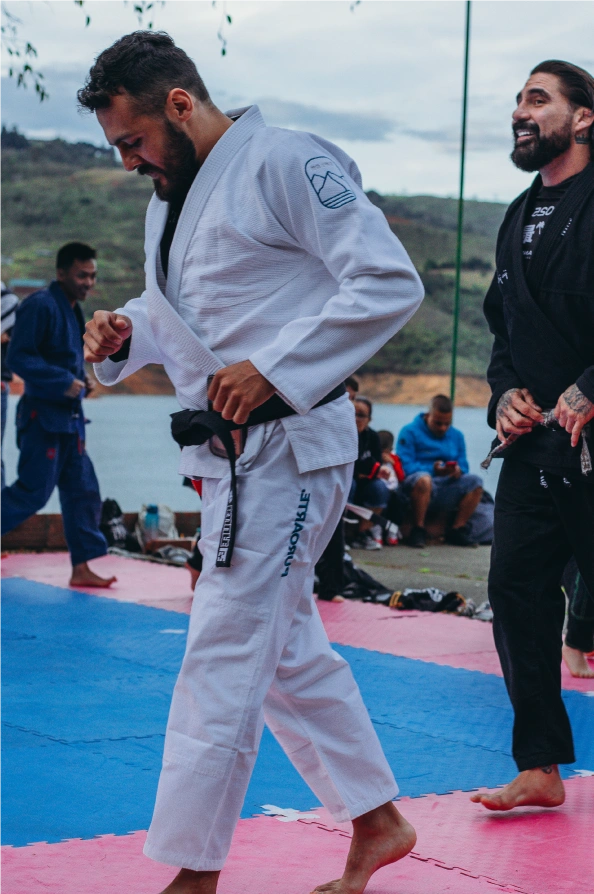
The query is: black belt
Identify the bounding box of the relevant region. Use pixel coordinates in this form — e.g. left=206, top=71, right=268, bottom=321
left=170, top=383, right=346, bottom=567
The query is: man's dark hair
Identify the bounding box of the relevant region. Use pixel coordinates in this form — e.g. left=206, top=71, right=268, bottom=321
left=355, top=396, right=372, bottom=416
left=377, top=430, right=394, bottom=452
left=77, top=31, right=211, bottom=115
left=345, top=375, right=359, bottom=392
left=531, top=60, right=594, bottom=112
left=56, top=242, right=96, bottom=271
left=531, top=60, right=594, bottom=153
left=430, top=394, right=453, bottom=414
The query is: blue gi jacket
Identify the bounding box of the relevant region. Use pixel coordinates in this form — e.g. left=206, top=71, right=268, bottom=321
left=7, top=281, right=87, bottom=435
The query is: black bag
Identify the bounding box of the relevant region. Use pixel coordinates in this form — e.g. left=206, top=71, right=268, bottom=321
left=100, top=498, right=142, bottom=552
left=342, top=555, right=392, bottom=603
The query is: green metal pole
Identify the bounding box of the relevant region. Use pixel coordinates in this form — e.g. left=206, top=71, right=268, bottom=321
left=450, top=0, right=471, bottom=403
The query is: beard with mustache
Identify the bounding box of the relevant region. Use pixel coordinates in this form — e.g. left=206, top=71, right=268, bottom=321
left=511, top=115, right=574, bottom=172
left=137, top=119, right=201, bottom=206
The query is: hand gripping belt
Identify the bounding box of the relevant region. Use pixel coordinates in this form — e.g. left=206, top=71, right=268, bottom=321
left=170, top=384, right=346, bottom=567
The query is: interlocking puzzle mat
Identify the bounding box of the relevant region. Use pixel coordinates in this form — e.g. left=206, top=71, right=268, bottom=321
left=2, top=553, right=593, bottom=894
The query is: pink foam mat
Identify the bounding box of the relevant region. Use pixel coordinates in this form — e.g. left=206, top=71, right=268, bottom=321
left=1, top=816, right=526, bottom=894
left=1, top=552, right=193, bottom=614
left=300, top=776, right=594, bottom=894
left=317, top=599, right=594, bottom=693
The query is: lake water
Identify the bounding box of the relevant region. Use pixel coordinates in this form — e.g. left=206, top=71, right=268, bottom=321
left=2, top=395, right=501, bottom=513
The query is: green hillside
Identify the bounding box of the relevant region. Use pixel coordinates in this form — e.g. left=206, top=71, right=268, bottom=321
left=1, top=130, right=507, bottom=377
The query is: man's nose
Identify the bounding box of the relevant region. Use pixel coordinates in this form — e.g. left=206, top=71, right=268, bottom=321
left=512, top=104, right=529, bottom=123
left=119, top=147, right=141, bottom=172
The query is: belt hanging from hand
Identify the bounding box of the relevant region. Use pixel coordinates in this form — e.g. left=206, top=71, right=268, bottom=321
left=481, top=410, right=592, bottom=475
left=171, top=384, right=346, bottom=567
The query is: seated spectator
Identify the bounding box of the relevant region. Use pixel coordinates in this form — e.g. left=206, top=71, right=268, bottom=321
left=396, top=394, right=483, bottom=548
left=377, top=429, right=405, bottom=491
left=348, top=397, right=390, bottom=550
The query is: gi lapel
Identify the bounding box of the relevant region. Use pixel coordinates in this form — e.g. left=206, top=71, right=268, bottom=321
left=143, top=197, right=223, bottom=407
left=166, top=105, right=266, bottom=307
left=143, top=107, right=267, bottom=407
left=506, top=166, right=594, bottom=394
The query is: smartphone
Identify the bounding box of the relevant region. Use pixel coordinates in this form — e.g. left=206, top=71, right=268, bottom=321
left=445, top=461, right=457, bottom=469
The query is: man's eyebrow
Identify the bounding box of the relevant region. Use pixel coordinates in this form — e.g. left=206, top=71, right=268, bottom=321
left=516, top=87, right=552, bottom=104
left=111, top=132, right=136, bottom=147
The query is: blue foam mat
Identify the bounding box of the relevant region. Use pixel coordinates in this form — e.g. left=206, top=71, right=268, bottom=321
left=2, top=578, right=593, bottom=846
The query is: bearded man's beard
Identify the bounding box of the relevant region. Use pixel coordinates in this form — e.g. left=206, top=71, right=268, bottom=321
left=511, top=117, right=573, bottom=172
left=138, top=120, right=201, bottom=205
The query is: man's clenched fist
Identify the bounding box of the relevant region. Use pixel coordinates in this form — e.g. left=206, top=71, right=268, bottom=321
left=208, top=360, right=275, bottom=425
left=84, top=311, right=133, bottom=363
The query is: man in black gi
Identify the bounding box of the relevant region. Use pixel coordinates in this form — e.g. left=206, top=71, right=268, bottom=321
left=471, top=60, right=594, bottom=811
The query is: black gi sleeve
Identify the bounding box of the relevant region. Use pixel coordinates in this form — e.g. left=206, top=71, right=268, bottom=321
left=108, top=336, right=131, bottom=363
left=483, top=273, right=523, bottom=429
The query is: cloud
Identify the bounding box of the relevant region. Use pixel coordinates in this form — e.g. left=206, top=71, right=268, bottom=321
left=1, top=66, right=107, bottom=146
left=402, top=124, right=513, bottom=155
left=255, top=98, right=397, bottom=142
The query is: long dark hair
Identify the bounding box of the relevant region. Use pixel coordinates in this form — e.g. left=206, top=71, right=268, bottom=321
left=531, top=60, right=594, bottom=155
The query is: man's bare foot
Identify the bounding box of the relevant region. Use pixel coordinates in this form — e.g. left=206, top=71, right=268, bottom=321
left=159, top=868, right=220, bottom=894
left=311, top=801, right=416, bottom=894
left=69, top=561, right=117, bottom=588
left=470, top=766, right=565, bottom=811
left=562, top=644, right=594, bottom=678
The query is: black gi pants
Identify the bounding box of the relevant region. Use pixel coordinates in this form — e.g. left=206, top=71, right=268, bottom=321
left=489, top=459, right=594, bottom=771
left=562, top=557, right=594, bottom=653
left=315, top=520, right=345, bottom=601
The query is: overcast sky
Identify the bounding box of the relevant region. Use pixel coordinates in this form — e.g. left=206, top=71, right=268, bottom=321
left=2, top=0, right=593, bottom=201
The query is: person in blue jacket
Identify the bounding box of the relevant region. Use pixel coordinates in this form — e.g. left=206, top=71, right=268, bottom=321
left=397, top=394, right=483, bottom=548
left=1, top=242, right=116, bottom=588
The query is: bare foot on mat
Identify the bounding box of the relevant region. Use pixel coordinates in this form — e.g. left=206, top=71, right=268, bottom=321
left=311, top=801, right=416, bottom=894
left=562, top=644, right=594, bottom=678
left=470, top=767, right=565, bottom=811
left=69, top=561, right=117, bottom=588
left=159, top=869, right=220, bottom=894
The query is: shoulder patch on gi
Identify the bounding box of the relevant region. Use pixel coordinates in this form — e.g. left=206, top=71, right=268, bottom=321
left=305, top=156, right=356, bottom=209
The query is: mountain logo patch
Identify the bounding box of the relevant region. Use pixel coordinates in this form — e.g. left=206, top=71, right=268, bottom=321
left=305, top=156, right=356, bottom=209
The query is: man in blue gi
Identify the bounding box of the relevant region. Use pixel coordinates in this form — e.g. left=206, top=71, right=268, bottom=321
left=1, top=242, right=116, bottom=588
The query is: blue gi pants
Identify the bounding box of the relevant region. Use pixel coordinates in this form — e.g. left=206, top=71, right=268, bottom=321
left=1, top=415, right=107, bottom=566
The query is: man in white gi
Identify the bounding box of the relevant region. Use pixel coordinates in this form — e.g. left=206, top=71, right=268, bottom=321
left=80, top=31, right=424, bottom=894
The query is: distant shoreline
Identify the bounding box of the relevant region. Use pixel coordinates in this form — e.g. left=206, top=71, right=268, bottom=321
left=9, top=368, right=490, bottom=407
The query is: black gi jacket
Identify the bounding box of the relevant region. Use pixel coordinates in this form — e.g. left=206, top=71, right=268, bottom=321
left=484, top=162, right=594, bottom=474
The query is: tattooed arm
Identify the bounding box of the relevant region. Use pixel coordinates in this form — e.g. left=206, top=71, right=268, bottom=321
left=554, top=384, right=594, bottom=448
left=495, top=387, right=543, bottom=443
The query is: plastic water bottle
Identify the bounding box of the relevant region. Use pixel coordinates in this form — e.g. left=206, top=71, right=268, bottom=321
left=145, top=504, right=159, bottom=543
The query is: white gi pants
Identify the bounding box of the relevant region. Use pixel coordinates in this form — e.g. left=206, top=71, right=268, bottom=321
left=144, top=423, right=398, bottom=871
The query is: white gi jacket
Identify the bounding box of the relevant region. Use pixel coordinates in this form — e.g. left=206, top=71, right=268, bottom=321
left=94, top=105, right=424, bottom=478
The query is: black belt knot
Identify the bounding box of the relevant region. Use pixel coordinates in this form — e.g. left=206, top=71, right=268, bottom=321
left=170, top=384, right=346, bottom=567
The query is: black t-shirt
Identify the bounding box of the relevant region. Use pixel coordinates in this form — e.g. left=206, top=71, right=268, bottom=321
left=522, top=173, right=577, bottom=267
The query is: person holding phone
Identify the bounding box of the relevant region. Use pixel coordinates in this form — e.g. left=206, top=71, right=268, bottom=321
left=396, top=394, right=483, bottom=547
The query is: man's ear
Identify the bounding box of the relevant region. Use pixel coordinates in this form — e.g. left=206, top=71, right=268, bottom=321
left=574, top=106, right=593, bottom=143
left=165, top=88, right=194, bottom=124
